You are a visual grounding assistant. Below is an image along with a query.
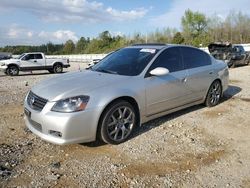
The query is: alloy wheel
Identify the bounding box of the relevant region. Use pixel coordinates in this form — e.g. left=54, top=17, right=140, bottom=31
left=106, top=106, right=135, bottom=142
left=208, top=81, right=222, bottom=106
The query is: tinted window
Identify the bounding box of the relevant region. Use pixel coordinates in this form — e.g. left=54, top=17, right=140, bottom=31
left=23, top=54, right=34, bottom=60
left=149, top=47, right=183, bottom=73
left=233, top=46, right=245, bottom=53
left=181, top=47, right=211, bottom=69
left=92, top=48, right=158, bottom=76
left=34, top=54, right=43, bottom=59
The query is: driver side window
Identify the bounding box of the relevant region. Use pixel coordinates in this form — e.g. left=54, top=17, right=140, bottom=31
left=23, top=54, right=35, bottom=60
left=148, top=47, right=183, bottom=73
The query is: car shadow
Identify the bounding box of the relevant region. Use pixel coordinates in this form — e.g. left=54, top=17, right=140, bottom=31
left=221, top=85, right=242, bottom=102
left=81, top=85, right=242, bottom=147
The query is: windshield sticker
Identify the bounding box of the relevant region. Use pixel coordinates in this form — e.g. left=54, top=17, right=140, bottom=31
left=140, top=48, right=156, bottom=54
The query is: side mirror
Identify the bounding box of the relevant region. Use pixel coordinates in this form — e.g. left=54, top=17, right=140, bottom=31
left=150, top=67, right=169, bottom=76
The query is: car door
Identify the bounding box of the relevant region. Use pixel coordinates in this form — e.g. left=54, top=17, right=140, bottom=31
left=145, top=47, right=192, bottom=116
left=20, top=54, right=35, bottom=69
left=180, top=47, right=214, bottom=101
left=34, top=53, right=45, bottom=67
left=20, top=53, right=44, bottom=69
left=233, top=46, right=246, bottom=65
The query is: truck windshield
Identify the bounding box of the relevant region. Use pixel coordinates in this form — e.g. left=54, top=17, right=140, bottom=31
left=16, top=53, right=26, bottom=59
left=92, top=48, right=158, bottom=76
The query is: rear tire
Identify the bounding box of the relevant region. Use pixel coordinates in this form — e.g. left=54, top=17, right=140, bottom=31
left=98, top=100, right=137, bottom=145
left=53, top=64, right=63, bottom=73
left=205, top=80, right=222, bottom=107
left=7, top=65, right=19, bottom=76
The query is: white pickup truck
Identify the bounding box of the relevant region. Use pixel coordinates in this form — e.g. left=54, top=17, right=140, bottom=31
left=0, top=52, right=70, bottom=76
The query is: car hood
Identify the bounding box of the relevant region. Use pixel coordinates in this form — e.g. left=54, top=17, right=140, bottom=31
left=208, top=43, right=232, bottom=53
left=31, top=70, right=131, bottom=101
left=0, top=59, right=19, bottom=65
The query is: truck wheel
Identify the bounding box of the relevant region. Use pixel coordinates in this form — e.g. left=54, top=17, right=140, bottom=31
left=7, top=65, right=19, bottom=76
left=53, top=64, right=63, bottom=73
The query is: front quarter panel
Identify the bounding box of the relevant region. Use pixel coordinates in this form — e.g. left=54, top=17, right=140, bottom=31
left=86, top=76, right=146, bottom=125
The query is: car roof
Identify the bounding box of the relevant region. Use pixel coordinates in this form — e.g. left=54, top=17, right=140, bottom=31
left=127, top=43, right=196, bottom=50
left=128, top=43, right=168, bottom=50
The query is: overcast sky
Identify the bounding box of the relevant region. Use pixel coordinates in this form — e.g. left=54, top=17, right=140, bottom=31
left=0, top=0, right=249, bottom=46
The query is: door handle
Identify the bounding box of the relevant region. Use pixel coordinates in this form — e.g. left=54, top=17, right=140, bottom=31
left=181, top=77, right=187, bottom=83
left=34, top=60, right=37, bottom=62
left=209, top=71, right=214, bottom=75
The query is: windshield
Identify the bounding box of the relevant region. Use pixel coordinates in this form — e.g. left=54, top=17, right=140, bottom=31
left=92, top=48, right=158, bottom=76
left=234, top=45, right=245, bottom=53
left=17, top=53, right=26, bottom=59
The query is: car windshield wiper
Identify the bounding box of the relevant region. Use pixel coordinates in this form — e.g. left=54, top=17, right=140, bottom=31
left=96, top=68, right=117, bottom=74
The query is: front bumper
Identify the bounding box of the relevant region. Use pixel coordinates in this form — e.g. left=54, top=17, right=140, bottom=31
left=24, top=97, right=102, bottom=145
left=0, top=65, right=8, bottom=72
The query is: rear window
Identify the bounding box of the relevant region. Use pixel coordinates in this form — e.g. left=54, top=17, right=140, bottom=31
left=34, top=54, right=43, bottom=59
left=181, top=47, right=211, bottom=69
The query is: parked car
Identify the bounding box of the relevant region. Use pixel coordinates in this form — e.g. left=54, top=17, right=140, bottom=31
left=0, top=52, right=70, bottom=76
left=0, top=53, right=12, bottom=60
left=87, top=59, right=101, bottom=68
left=24, top=44, right=229, bottom=145
left=208, top=42, right=250, bottom=67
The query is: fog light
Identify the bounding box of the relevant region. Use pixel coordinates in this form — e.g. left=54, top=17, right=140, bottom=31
left=49, top=130, right=62, bottom=137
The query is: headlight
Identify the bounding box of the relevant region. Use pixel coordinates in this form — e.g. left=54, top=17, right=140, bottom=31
left=51, top=95, right=89, bottom=113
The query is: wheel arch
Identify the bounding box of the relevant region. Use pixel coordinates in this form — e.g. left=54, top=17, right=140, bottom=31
left=7, top=63, right=20, bottom=70
left=95, top=96, right=141, bottom=140
left=53, top=62, right=63, bottom=67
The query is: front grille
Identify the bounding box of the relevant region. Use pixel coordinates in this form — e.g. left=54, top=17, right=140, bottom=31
left=27, top=91, right=48, bottom=111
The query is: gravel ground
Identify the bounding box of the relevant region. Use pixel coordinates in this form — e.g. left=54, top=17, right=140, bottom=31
left=0, top=63, right=250, bottom=187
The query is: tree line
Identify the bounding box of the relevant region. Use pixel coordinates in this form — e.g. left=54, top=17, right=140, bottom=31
left=1, top=10, right=250, bottom=55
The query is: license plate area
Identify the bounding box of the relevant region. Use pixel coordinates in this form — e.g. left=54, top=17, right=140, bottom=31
left=24, top=108, right=31, bottom=118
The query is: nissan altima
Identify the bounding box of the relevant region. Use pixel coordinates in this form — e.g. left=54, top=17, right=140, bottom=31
left=24, top=44, right=229, bottom=145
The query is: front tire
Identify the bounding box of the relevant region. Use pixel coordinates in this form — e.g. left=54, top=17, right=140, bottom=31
left=99, top=100, right=137, bottom=145
left=7, top=65, right=19, bottom=76
left=205, top=80, right=222, bottom=107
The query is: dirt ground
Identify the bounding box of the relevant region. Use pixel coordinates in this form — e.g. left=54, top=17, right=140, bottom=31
left=0, top=64, right=250, bottom=187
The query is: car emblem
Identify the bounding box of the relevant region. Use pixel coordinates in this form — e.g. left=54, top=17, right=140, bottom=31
left=31, top=96, right=35, bottom=105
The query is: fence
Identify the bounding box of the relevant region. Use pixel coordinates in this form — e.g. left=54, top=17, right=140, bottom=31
left=46, top=54, right=107, bottom=63
left=12, top=43, right=250, bottom=63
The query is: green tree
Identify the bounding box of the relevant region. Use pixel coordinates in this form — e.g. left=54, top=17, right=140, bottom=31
left=181, top=9, right=208, bottom=46
left=76, top=37, right=88, bottom=53
left=172, top=32, right=185, bottom=44
left=63, top=40, right=75, bottom=54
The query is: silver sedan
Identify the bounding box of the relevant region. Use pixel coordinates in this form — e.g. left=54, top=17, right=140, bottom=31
left=24, top=44, right=229, bottom=145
